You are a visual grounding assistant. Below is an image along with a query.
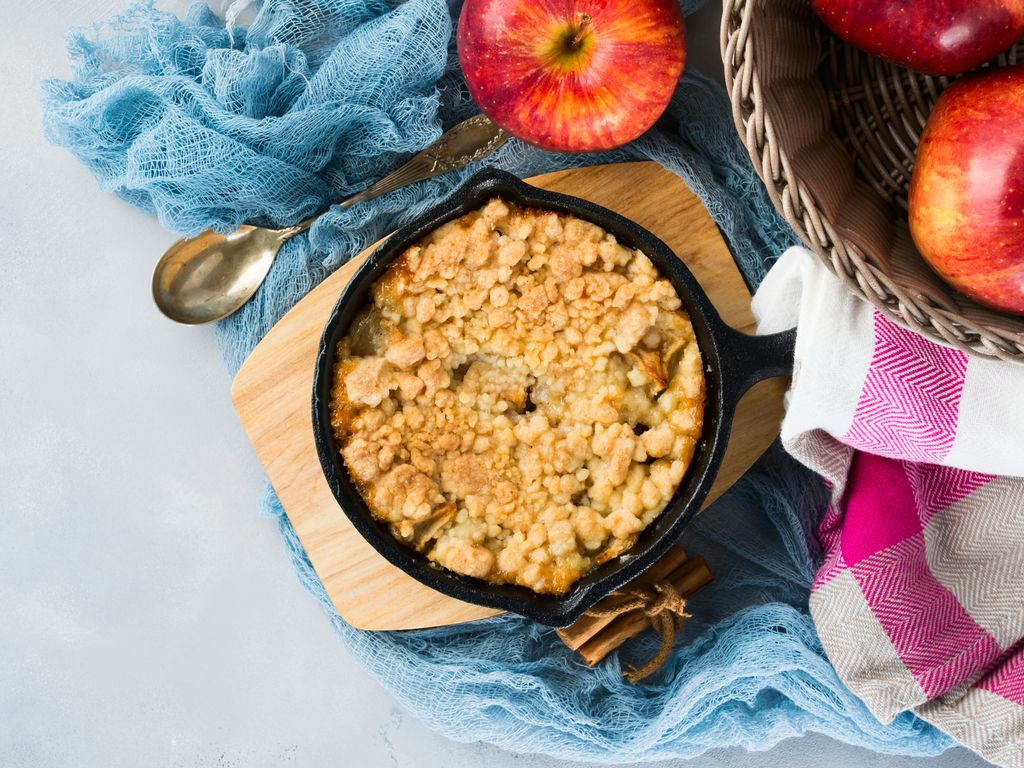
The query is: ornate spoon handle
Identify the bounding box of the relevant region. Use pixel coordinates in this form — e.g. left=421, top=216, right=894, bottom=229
left=341, top=114, right=508, bottom=209
left=282, top=115, right=508, bottom=235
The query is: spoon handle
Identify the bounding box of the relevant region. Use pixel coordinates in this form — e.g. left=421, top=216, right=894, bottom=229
left=280, top=115, right=509, bottom=238
left=340, top=114, right=509, bottom=209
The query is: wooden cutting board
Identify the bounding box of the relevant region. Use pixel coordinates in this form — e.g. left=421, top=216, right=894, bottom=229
left=231, top=161, right=787, bottom=630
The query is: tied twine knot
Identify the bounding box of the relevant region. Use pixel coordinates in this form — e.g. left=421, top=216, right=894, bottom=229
left=586, top=581, right=692, bottom=683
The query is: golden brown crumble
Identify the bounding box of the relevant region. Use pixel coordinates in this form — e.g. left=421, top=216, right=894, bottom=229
left=330, top=198, right=705, bottom=595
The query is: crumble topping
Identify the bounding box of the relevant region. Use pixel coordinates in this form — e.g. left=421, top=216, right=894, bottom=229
left=330, top=198, right=705, bottom=595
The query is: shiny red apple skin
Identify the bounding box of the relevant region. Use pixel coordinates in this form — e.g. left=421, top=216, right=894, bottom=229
left=457, top=0, right=685, bottom=152
left=908, top=67, right=1024, bottom=314
left=811, top=0, right=1024, bottom=76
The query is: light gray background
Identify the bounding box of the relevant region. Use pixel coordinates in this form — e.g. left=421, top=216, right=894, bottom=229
left=0, top=1, right=991, bottom=766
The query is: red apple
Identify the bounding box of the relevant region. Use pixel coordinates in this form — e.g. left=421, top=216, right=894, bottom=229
left=811, top=0, right=1024, bottom=77
left=908, top=67, right=1024, bottom=314
left=457, top=0, right=685, bottom=152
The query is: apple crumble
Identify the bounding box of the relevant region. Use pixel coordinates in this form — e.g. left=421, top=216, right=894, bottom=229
left=329, top=198, right=705, bottom=595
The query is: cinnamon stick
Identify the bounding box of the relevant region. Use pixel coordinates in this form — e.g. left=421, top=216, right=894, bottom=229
left=578, top=556, right=712, bottom=666
left=556, top=545, right=687, bottom=651
left=557, top=554, right=714, bottom=667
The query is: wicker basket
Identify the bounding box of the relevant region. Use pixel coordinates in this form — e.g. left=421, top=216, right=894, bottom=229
left=722, top=0, right=1024, bottom=361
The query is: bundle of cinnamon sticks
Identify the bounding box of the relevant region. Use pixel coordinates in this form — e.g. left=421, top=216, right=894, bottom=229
left=556, top=546, right=713, bottom=682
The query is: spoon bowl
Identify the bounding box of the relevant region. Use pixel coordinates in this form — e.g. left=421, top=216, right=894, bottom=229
left=152, top=225, right=297, bottom=325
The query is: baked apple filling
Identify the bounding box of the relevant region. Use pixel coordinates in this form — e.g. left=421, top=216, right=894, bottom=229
left=330, top=198, right=705, bottom=594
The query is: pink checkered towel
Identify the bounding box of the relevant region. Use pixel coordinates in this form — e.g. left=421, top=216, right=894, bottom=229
left=753, top=247, right=1024, bottom=767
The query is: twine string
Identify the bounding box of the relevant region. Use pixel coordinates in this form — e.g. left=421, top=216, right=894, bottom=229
left=584, top=581, right=692, bottom=683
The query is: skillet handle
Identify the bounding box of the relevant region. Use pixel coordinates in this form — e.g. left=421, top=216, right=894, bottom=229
left=718, top=326, right=796, bottom=401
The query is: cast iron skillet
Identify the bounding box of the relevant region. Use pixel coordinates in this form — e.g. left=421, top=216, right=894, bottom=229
left=312, top=168, right=794, bottom=627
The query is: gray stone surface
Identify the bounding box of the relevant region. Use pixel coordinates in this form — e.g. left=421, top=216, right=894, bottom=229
left=0, top=1, right=991, bottom=765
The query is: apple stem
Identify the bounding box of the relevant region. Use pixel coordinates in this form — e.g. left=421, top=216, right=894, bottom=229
left=570, top=13, right=592, bottom=49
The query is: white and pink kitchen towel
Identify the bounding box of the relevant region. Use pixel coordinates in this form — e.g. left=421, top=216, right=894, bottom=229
left=754, top=248, right=1024, bottom=767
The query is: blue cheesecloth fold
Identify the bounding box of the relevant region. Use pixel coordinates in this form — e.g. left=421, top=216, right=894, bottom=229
left=41, top=0, right=954, bottom=760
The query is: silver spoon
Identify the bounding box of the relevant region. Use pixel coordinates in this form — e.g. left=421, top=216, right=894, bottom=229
left=152, top=115, right=508, bottom=325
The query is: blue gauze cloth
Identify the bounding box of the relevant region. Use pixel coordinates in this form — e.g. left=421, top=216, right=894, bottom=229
left=42, top=0, right=955, bottom=760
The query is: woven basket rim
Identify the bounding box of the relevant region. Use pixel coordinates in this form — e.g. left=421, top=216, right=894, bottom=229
left=721, top=0, right=1024, bottom=362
